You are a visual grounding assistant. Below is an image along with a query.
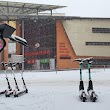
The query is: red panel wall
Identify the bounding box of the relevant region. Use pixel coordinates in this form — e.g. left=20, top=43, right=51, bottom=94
left=56, top=20, right=79, bottom=69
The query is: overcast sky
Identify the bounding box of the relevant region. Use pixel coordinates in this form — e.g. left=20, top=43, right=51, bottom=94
left=1, top=0, right=110, bottom=18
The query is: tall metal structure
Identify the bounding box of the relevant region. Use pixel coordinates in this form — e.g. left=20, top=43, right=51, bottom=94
left=0, top=1, right=66, bottom=21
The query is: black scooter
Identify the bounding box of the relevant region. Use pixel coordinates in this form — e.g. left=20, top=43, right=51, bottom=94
left=8, top=61, right=28, bottom=97
left=86, top=58, right=98, bottom=102
left=73, top=58, right=87, bottom=102
left=0, top=62, right=13, bottom=97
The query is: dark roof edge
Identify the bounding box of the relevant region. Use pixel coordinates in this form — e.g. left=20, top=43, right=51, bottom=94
left=0, top=15, right=110, bottom=21
left=53, top=16, right=110, bottom=20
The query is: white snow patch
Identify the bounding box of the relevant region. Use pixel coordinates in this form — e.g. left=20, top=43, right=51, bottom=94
left=0, top=68, right=110, bottom=110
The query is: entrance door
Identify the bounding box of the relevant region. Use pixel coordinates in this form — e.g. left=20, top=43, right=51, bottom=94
left=40, top=59, right=50, bottom=70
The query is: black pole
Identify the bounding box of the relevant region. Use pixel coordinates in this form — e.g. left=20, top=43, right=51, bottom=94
left=87, top=59, right=93, bottom=91
left=2, top=62, right=12, bottom=90
left=79, top=61, right=84, bottom=90
left=9, top=62, right=20, bottom=91
left=19, top=62, right=28, bottom=93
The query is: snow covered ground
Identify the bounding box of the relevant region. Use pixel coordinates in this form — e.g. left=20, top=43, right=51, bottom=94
left=0, top=68, right=110, bottom=110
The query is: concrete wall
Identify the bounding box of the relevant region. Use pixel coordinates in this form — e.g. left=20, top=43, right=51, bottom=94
left=62, top=19, right=110, bottom=57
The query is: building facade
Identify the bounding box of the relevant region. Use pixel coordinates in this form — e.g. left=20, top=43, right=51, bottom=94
left=1, top=17, right=110, bottom=70
left=56, top=18, right=110, bottom=69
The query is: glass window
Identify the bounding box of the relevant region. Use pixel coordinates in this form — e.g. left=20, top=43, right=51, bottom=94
left=23, top=19, right=56, bottom=70
left=86, top=42, right=110, bottom=46
left=92, top=28, right=110, bottom=33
